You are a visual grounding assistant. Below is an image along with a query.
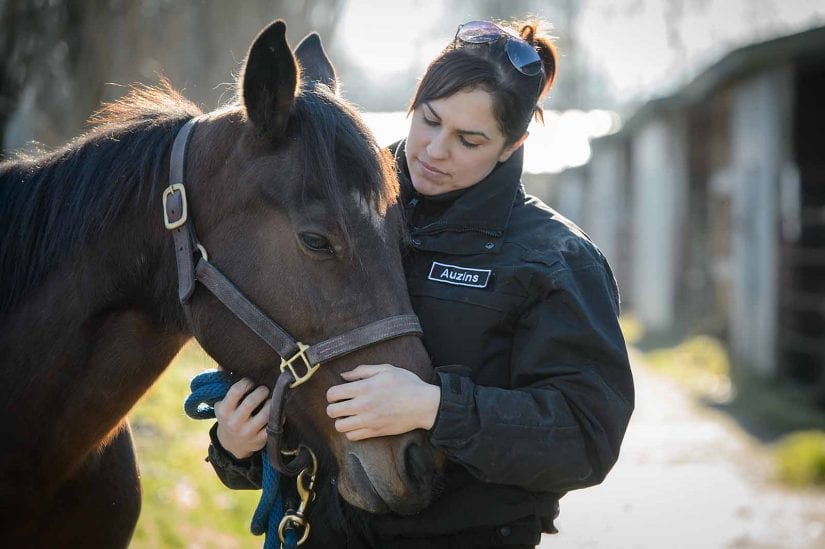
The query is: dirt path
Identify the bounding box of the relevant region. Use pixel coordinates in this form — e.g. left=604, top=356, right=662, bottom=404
left=543, top=351, right=825, bottom=548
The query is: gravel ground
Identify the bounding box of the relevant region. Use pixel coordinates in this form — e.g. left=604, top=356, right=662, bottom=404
left=542, top=351, right=825, bottom=549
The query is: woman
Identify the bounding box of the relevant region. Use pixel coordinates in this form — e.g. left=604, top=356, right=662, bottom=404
left=208, top=19, right=634, bottom=548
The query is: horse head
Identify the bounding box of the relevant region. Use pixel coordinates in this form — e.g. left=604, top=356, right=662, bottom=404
left=177, top=20, right=440, bottom=515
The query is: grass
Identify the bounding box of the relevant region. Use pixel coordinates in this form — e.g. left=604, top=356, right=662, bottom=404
left=773, top=430, right=825, bottom=487
left=618, top=314, right=645, bottom=346
left=643, top=334, right=733, bottom=402
left=129, top=341, right=261, bottom=548
left=629, top=324, right=825, bottom=490
left=623, top=311, right=733, bottom=403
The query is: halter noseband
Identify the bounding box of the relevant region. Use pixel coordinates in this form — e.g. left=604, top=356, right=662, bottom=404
left=162, top=117, right=423, bottom=476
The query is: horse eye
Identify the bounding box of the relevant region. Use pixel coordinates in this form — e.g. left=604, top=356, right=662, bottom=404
left=299, top=232, right=334, bottom=254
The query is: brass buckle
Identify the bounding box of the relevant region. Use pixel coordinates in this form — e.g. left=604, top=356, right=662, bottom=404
left=162, top=183, right=188, bottom=230
left=279, top=343, right=320, bottom=388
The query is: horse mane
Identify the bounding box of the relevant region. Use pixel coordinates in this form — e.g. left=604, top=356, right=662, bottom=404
left=0, top=81, right=202, bottom=317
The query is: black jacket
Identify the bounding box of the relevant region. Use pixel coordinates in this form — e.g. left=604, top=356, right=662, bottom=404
left=208, top=140, right=634, bottom=547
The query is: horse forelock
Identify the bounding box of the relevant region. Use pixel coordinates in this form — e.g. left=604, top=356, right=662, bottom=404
left=288, top=88, right=400, bottom=255
left=352, top=189, right=388, bottom=238
left=0, top=81, right=201, bottom=317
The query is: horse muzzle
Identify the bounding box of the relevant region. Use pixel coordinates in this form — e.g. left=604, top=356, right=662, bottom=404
left=337, top=431, right=443, bottom=515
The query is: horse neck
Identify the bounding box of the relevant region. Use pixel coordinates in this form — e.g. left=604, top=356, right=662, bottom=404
left=0, top=147, right=189, bottom=489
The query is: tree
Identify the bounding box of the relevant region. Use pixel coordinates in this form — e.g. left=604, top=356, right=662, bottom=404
left=0, top=0, right=344, bottom=155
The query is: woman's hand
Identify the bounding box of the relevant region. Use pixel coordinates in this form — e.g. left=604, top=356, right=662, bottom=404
left=214, top=378, right=271, bottom=460
left=326, top=364, right=441, bottom=441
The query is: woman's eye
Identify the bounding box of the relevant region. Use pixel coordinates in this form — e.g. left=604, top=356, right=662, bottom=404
left=422, top=115, right=439, bottom=127
left=459, top=136, right=480, bottom=148
left=299, top=232, right=334, bottom=254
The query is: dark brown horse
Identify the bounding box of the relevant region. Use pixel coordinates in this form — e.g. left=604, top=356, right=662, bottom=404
left=0, top=20, right=436, bottom=547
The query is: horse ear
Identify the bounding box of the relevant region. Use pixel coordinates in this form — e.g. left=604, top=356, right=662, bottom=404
left=295, top=32, right=339, bottom=94
left=241, top=20, right=297, bottom=139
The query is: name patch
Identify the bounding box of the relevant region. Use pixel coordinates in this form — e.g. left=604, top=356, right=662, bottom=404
left=428, top=261, right=491, bottom=288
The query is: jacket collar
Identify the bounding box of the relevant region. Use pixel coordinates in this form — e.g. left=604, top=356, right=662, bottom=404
left=392, top=139, right=524, bottom=238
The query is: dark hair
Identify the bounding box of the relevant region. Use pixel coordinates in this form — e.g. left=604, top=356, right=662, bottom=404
left=409, top=20, right=557, bottom=146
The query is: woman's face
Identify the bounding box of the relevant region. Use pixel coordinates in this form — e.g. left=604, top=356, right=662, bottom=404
left=405, top=88, right=525, bottom=196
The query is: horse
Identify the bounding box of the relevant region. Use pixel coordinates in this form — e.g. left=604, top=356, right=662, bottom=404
left=0, top=20, right=438, bottom=548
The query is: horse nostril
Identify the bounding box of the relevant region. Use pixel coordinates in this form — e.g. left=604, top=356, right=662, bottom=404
left=403, top=442, right=435, bottom=487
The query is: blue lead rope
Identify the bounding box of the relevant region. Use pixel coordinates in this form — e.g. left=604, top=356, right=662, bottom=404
left=184, top=370, right=298, bottom=549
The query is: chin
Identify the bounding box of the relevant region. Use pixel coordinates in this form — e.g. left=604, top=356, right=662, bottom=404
left=411, top=177, right=441, bottom=197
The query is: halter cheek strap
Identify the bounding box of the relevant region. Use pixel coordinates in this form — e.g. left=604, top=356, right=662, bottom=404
left=164, top=117, right=201, bottom=305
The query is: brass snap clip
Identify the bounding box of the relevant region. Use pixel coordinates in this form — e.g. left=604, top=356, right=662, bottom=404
left=278, top=448, right=318, bottom=547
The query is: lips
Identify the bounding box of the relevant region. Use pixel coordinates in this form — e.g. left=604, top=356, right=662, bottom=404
left=417, top=158, right=448, bottom=179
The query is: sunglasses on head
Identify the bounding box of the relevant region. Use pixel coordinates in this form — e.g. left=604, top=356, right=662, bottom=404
left=454, top=20, right=544, bottom=77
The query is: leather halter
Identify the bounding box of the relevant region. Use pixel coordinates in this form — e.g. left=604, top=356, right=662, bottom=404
left=163, top=117, right=423, bottom=475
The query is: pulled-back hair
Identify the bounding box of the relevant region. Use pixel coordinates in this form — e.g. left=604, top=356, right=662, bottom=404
left=409, top=20, right=557, bottom=145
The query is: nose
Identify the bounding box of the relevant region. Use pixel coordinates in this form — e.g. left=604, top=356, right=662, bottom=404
left=425, top=132, right=448, bottom=160
left=402, top=440, right=437, bottom=488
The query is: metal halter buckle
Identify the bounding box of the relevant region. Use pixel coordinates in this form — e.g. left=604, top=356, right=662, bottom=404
left=279, top=343, right=320, bottom=388
left=162, top=183, right=188, bottom=230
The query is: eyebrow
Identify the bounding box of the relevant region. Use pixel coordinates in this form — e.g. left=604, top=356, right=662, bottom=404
left=424, top=102, right=491, bottom=141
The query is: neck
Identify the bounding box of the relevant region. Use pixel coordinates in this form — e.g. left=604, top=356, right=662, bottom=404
left=0, top=166, right=189, bottom=498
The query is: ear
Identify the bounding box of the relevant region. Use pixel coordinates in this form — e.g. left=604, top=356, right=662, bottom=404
left=498, top=132, right=529, bottom=163
left=295, top=32, right=339, bottom=94
left=241, top=20, right=297, bottom=139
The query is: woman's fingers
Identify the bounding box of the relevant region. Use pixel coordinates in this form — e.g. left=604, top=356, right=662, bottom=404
left=250, top=398, right=272, bottom=430
left=326, top=399, right=357, bottom=419
left=213, top=379, right=272, bottom=459
left=324, top=364, right=441, bottom=439
left=339, top=364, right=390, bottom=381
left=326, top=364, right=393, bottom=403
left=342, top=428, right=374, bottom=441
left=215, top=378, right=254, bottom=420
left=225, top=378, right=255, bottom=408
left=237, top=385, right=270, bottom=416
left=333, top=414, right=371, bottom=434
left=326, top=378, right=365, bottom=403
left=252, top=425, right=269, bottom=447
